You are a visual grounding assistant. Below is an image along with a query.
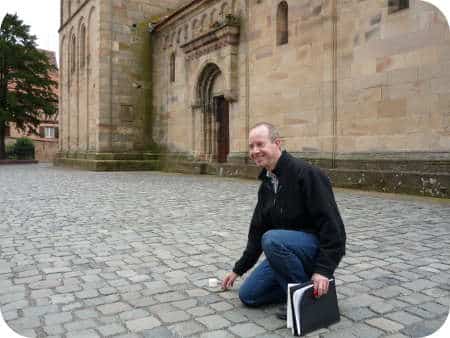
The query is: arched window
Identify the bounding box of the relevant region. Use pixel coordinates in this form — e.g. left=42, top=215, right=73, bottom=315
left=192, top=19, right=198, bottom=37
left=388, top=0, right=409, bottom=14
left=70, top=35, right=76, bottom=73
left=184, top=25, right=188, bottom=41
left=200, top=14, right=207, bottom=32
left=220, top=2, right=230, bottom=19
left=210, top=9, right=217, bottom=27
left=80, top=25, right=86, bottom=68
left=177, top=28, right=182, bottom=44
left=170, top=52, right=176, bottom=83
left=276, top=1, right=288, bottom=45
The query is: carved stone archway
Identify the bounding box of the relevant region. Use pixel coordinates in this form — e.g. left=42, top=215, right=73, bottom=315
left=196, top=63, right=229, bottom=162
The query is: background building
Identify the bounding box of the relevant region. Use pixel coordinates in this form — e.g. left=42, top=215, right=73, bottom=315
left=56, top=0, right=450, bottom=198
left=5, top=50, right=59, bottom=162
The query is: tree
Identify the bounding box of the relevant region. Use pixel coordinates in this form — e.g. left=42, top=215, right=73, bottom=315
left=0, top=13, right=58, bottom=159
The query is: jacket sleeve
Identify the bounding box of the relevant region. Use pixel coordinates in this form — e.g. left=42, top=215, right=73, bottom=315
left=301, top=167, right=346, bottom=278
left=232, top=187, right=266, bottom=276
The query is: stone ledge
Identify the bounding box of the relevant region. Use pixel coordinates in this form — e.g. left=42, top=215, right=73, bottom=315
left=54, top=158, right=160, bottom=171
left=0, top=160, right=38, bottom=165
left=162, top=160, right=449, bottom=199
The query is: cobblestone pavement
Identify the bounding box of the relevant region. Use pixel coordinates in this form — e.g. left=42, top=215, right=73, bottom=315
left=1, top=164, right=449, bottom=338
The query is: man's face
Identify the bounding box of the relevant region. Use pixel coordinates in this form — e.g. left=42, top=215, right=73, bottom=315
left=248, top=126, right=281, bottom=170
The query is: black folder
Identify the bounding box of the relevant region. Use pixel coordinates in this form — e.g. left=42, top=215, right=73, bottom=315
left=287, top=279, right=340, bottom=336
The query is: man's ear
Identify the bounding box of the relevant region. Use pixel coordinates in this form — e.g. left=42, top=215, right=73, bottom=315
left=274, top=138, right=282, bottom=149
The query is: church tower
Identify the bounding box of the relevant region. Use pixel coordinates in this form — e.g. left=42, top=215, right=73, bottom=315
left=57, top=0, right=190, bottom=169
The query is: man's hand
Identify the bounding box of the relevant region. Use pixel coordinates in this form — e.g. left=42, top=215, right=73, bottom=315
left=311, top=273, right=329, bottom=297
left=222, top=272, right=238, bottom=290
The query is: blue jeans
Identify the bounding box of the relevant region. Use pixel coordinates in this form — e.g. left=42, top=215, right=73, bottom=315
left=239, top=229, right=319, bottom=307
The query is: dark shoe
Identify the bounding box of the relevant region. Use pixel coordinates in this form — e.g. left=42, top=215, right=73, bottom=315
left=276, top=304, right=287, bottom=320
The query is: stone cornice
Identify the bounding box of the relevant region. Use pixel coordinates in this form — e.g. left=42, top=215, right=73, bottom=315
left=180, top=20, right=240, bottom=60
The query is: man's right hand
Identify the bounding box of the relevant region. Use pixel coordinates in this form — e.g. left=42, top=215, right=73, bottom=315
left=221, top=271, right=238, bottom=290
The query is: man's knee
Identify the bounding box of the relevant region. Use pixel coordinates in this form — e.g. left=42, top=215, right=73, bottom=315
left=261, top=230, right=282, bottom=255
left=238, top=287, right=259, bottom=307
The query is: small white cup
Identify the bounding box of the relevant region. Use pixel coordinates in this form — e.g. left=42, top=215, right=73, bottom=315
left=208, top=278, right=218, bottom=288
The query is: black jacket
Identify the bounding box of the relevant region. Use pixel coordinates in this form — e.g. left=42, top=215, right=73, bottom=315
left=233, top=151, right=346, bottom=278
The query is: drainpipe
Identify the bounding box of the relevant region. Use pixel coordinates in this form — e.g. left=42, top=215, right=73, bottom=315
left=331, top=0, right=338, bottom=169
left=245, top=0, right=250, bottom=164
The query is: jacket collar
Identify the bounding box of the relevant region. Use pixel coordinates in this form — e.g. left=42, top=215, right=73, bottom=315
left=258, top=150, right=289, bottom=180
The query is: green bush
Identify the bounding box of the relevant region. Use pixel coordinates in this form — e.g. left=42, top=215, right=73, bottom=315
left=14, top=137, right=35, bottom=160
left=5, top=143, right=17, bottom=159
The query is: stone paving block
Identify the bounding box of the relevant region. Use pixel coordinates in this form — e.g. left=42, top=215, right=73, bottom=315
left=197, top=314, right=232, bottom=330
left=66, top=329, right=101, bottom=338
left=340, top=294, right=384, bottom=309
left=154, top=291, right=187, bottom=303
left=0, top=292, right=26, bottom=304
left=1, top=310, right=18, bottom=321
left=22, top=304, right=59, bottom=317
left=199, top=330, right=237, bottom=338
left=401, top=317, right=447, bottom=337
left=187, top=305, right=216, bottom=317
left=75, top=289, right=99, bottom=299
left=44, top=312, right=73, bottom=325
left=29, top=279, right=62, bottom=289
left=419, top=301, right=449, bottom=315
left=17, top=328, right=37, bottom=338
left=169, top=320, right=205, bottom=336
left=50, top=294, right=75, bottom=304
left=159, top=310, right=191, bottom=323
left=366, top=317, right=404, bottom=333
left=402, top=279, right=438, bottom=292
left=64, top=319, right=97, bottom=331
left=229, top=323, right=266, bottom=337
left=127, top=296, right=157, bottom=307
left=119, top=308, right=150, bottom=321
left=62, top=302, right=83, bottom=311
left=43, top=324, right=65, bottom=336
left=74, top=308, right=98, bottom=319
left=387, top=311, right=423, bottom=326
left=343, top=306, right=377, bottom=321
left=404, top=306, right=440, bottom=319
left=126, top=316, right=161, bottom=332
left=98, top=323, right=127, bottom=336
left=320, top=323, right=384, bottom=338
left=172, top=298, right=198, bottom=309
left=97, top=301, right=132, bottom=315
left=371, top=285, right=412, bottom=299
left=141, top=326, right=179, bottom=338
left=8, top=316, right=41, bottom=330
left=398, top=292, right=433, bottom=305
left=210, top=301, right=234, bottom=312
left=84, top=294, right=120, bottom=307
left=186, top=288, right=210, bottom=297
left=56, top=284, right=82, bottom=294
left=255, top=315, right=285, bottom=330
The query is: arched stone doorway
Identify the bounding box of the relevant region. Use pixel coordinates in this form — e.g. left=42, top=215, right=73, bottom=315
left=197, top=63, right=229, bottom=163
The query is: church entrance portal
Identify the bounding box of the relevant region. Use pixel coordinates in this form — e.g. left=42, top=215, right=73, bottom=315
left=197, top=63, right=229, bottom=162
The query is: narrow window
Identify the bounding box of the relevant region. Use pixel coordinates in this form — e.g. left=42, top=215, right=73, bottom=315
left=277, top=1, right=288, bottom=46
left=170, top=52, right=176, bottom=83
left=80, top=25, right=86, bottom=68
left=388, top=0, right=409, bottom=14
left=71, top=35, right=76, bottom=73
left=192, top=19, right=198, bottom=37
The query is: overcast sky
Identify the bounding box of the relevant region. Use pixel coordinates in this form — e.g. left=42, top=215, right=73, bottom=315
left=1, top=0, right=60, bottom=62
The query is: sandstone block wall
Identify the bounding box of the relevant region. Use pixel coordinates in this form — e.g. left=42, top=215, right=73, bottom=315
left=151, top=0, right=449, bottom=163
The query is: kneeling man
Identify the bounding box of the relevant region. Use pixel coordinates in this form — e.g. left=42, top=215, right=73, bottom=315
left=222, top=123, right=346, bottom=316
